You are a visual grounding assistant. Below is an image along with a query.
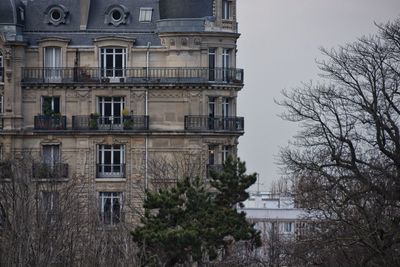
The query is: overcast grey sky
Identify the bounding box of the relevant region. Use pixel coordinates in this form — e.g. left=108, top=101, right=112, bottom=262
left=236, top=0, right=400, bottom=191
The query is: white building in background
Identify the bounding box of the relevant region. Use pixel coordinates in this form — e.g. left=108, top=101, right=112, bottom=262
left=239, top=192, right=309, bottom=261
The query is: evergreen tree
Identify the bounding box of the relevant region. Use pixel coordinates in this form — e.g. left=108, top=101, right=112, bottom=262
left=132, top=157, right=260, bottom=266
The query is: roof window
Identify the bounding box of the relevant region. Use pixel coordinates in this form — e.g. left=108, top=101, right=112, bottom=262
left=44, top=5, right=69, bottom=26
left=139, top=8, right=153, bottom=22
left=105, top=5, right=130, bottom=26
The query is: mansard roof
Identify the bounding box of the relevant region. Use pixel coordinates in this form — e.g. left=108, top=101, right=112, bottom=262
left=0, top=0, right=24, bottom=25
left=159, top=0, right=213, bottom=19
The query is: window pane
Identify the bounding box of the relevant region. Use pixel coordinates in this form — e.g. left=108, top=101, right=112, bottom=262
left=53, top=97, right=60, bottom=113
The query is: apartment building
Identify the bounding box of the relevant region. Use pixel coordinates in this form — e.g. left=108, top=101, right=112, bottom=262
left=0, top=0, right=244, bottom=226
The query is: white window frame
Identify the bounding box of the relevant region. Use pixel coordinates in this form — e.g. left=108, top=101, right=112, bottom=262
left=139, top=7, right=153, bottom=22
left=100, top=48, right=127, bottom=79
left=99, top=192, right=123, bottom=225
left=97, top=96, right=125, bottom=129
left=221, top=145, right=230, bottom=163
left=97, top=144, right=125, bottom=178
left=283, top=222, right=293, bottom=233
left=0, top=95, right=3, bottom=114
left=222, top=97, right=230, bottom=117
left=42, top=144, right=60, bottom=167
left=222, top=49, right=230, bottom=81
left=44, top=47, right=62, bottom=82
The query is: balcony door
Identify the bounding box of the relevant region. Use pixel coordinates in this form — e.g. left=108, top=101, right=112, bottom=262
left=43, top=145, right=60, bottom=167
left=97, top=145, right=125, bottom=178
left=100, top=48, right=126, bottom=80
left=222, top=98, right=231, bottom=130
left=208, top=48, right=216, bottom=81
left=0, top=51, right=3, bottom=82
left=222, top=49, right=230, bottom=82
left=97, top=97, right=125, bottom=129
left=44, top=47, right=62, bottom=82
left=208, top=97, right=216, bottom=130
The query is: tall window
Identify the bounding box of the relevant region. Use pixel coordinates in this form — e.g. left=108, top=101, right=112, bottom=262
left=222, top=0, right=231, bottom=20
left=208, top=97, right=216, bottom=130
left=99, top=192, right=122, bottom=225
left=208, top=145, right=216, bottom=165
left=221, top=98, right=230, bottom=117
left=43, top=145, right=60, bottom=167
left=100, top=48, right=126, bottom=78
left=221, top=145, right=230, bottom=163
left=222, top=49, right=230, bottom=81
left=283, top=222, right=293, bottom=233
left=97, top=97, right=125, bottom=128
left=208, top=48, right=216, bottom=81
left=0, top=51, right=3, bottom=82
left=42, top=191, right=59, bottom=224
left=0, top=95, right=3, bottom=114
left=42, top=96, right=60, bottom=115
left=97, top=145, right=125, bottom=178
left=44, top=47, right=62, bottom=81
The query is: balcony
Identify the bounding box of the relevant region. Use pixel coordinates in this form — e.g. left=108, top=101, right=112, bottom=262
left=34, top=115, right=67, bottom=130
left=21, top=67, right=244, bottom=85
left=184, top=116, right=244, bottom=132
left=32, top=163, right=69, bottom=179
left=72, top=115, right=149, bottom=131
left=96, top=164, right=126, bottom=178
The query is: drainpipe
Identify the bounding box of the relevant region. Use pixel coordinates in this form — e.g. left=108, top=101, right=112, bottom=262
left=145, top=42, right=151, bottom=190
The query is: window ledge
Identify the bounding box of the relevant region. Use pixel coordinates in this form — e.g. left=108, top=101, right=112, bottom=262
left=95, top=178, right=126, bottom=182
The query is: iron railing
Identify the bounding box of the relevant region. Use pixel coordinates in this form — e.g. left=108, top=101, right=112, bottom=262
left=34, top=115, right=67, bottom=130
left=96, top=164, right=126, bottom=178
left=72, top=115, right=149, bottom=131
left=32, top=163, right=69, bottom=179
left=21, top=67, right=244, bottom=85
left=184, top=116, right=244, bottom=132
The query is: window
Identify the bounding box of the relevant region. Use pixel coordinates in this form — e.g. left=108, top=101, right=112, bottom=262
left=44, top=47, right=62, bottom=82
left=0, top=95, right=3, bottom=114
left=283, top=222, right=293, bottom=233
left=97, top=97, right=125, bottom=129
left=42, top=96, right=60, bottom=115
left=208, top=97, right=216, bottom=130
left=208, top=145, right=216, bottom=165
left=221, top=97, right=230, bottom=117
left=208, top=48, right=216, bottom=81
left=139, top=8, right=153, bottom=22
left=99, top=192, right=122, bottom=225
left=100, top=48, right=126, bottom=78
left=42, top=191, right=59, bottom=224
left=222, top=49, right=230, bottom=81
left=97, top=145, right=125, bottom=178
left=221, top=145, right=230, bottom=163
left=0, top=51, right=4, bottom=82
left=222, top=0, right=231, bottom=20
left=0, top=205, right=6, bottom=229
left=45, top=5, right=68, bottom=25
left=43, top=145, right=60, bottom=166
left=105, top=5, right=129, bottom=26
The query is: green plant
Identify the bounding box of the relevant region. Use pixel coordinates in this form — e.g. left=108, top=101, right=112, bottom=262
left=123, top=117, right=133, bottom=130
left=89, top=113, right=99, bottom=130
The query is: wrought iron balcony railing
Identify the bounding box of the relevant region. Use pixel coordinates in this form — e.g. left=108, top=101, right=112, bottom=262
left=21, top=67, right=244, bottom=85
left=34, top=115, right=67, bottom=130
left=32, top=163, right=69, bottom=179
left=184, top=116, right=244, bottom=132
left=96, top=164, right=126, bottom=178
left=72, top=115, right=149, bottom=131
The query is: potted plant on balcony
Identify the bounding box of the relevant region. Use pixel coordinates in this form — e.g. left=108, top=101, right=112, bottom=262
left=89, top=113, right=99, bottom=130
left=122, top=108, right=133, bottom=130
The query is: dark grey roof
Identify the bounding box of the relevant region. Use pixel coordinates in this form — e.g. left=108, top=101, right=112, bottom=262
left=159, top=0, right=213, bottom=19
left=0, top=0, right=25, bottom=25
left=22, top=0, right=162, bottom=46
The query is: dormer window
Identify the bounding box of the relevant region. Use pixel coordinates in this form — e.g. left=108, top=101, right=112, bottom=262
left=139, top=8, right=153, bottom=22
left=44, top=5, right=69, bottom=26
left=105, top=5, right=130, bottom=26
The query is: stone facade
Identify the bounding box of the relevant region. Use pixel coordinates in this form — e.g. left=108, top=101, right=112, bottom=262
left=0, top=0, right=243, bottom=226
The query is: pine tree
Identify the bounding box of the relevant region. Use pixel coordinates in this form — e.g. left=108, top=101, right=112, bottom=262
left=132, top=157, right=260, bottom=266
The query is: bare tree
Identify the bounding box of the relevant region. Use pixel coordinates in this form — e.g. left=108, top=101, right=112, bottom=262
left=278, top=18, right=400, bottom=266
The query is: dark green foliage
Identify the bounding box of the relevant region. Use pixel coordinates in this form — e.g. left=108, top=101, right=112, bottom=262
left=132, top=157, right=260, bottom=266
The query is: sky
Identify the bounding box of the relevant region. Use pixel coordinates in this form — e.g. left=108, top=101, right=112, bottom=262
left=236, top=0, right=400, bottom=191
